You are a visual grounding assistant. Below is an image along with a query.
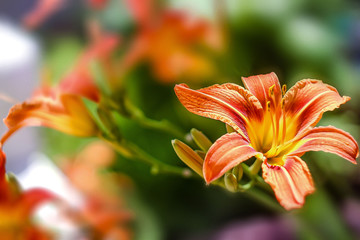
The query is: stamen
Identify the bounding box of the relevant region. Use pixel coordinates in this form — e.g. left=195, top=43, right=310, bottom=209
left=268, top=85, right=275, bottom=96
left=282, top=84, right=287, bottom=95
left=265, top=100, right=278, bottom=156
left=281, top=99, right=286, bottom=144
left=269, top=108, right=278, bottom=150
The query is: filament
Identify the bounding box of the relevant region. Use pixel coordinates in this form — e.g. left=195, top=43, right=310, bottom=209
left=281, top=99, right=286, bottom=144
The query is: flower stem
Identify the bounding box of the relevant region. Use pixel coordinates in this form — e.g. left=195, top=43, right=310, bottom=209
left=249, top=158, right=262, bottom=175
left=102, top=136, right=193, bottom=178
left=243, top=188, right=285, bottom=213
left=242, top=163, right=272, bottom=193
left=212, top=178, right=283, bottom=213
left=124, top=99, right=187, bottom=141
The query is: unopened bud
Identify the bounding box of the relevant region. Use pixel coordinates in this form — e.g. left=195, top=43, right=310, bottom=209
left=232, top=165, right=243, bottom=181
left=224, top=173, right=238, bottom=192
left=195, top=150, right=206, bottom=159
left=190, top=129, right=212, bottom=152
left=172, top=139, right=203, bottom=176
left=6, top=172, right=22, bottom=196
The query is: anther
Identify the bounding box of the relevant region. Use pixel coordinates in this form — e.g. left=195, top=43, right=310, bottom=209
left=282, top=84, right=287, bottom=95
left=268, top=85, right=275, bottom=96
left=267, top=101, right=271, bottom=111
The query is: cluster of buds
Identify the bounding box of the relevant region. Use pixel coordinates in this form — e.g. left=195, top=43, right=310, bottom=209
left=172, top=128, right=262, bottom=193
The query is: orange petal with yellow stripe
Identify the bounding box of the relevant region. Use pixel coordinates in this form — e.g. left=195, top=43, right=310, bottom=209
left=290, top=126, right=358, bottom=164
left=262, top=156, right=315, bottom=210
left=241, top=72, right=282, bottom=109
left=284, top=79, right=349, bottom=137
left=3, top=92, right=98, bottom=142
left=174, top=83, right=263, bottom=140
left=204, top=133, right=260, bottom=183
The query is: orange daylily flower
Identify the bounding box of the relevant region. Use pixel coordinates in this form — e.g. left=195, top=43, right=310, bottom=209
left=175, top=72, right=359, bottom=210
left=2, top=86, right=99, bottom=141
left=0, top=150, right=56, bottom=239
left=119, top=0, right=223, bottom=83
left=1, top=34, right=120, bottom=141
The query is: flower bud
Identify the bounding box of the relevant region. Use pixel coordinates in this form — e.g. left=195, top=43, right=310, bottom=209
left=224, top=173, right=237, bottom=192
left=6, top=172, right=22, bottom=197
left=195, top=150, right=206, bottom=159
left=172, top=139, right=203, bottom=176
left=190, top=128, right=212, bottom=152
left=232, top=165, right=243, bottom=181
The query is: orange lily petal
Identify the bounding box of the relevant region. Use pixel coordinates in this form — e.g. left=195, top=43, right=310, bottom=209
left=77, top=34, right=119, bottom=68
left=60, top=74, right=100, bottom=102
left=0, top=150, right=7, bottom=198
left=241, top=72, right=282, bottom=109
left=284, top=79, right=349, bottom=137
left=174, top=84, right=263, bottom=140
left=262, top=156, right=315, bottom=210
left=290, top=126, right=359, bottom=164
left=204, top=133, right=260, bottom=183
left=3, top=93, right=98, bottom=141
left=23, top=0, right=63, bottom=29
left=19, top=189, right=56, bottom=218
left=151, top=47, right=214, bottom=82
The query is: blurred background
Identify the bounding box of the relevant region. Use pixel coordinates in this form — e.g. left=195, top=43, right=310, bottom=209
left=0, top=0, right=360, bottom=239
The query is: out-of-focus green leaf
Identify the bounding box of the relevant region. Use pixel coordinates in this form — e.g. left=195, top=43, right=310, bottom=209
left=296, top=190, right=353, bottom=240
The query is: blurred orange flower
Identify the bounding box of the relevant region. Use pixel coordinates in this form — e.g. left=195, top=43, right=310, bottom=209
left=23, top=0, right=64, bottom=29
left=120, top=0, right=224, bottom=83
left=175, top=72, right=359, bottom=210
left=0, top=32, right=121, bottom=141
left=61, top=141, right=133, bottom=239
left=2, top=86, right=99, bottom=141
left=0, top=150, right=55, bottom=240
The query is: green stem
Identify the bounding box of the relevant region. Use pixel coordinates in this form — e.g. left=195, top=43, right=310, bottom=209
left=249, top=158, right=262, bottom=175
left=133, top=116, right=186, bottom=140
left=242, top=163, right=272, bottom=193
left=238, top=180, right=255, bottom=192
left=212, top=179, right=283, bottom=213
left=243, top=188, right=285, bottom=213
left=124, top=99, right=187, bottom=141
left=102, top=136, right=192, bottom=178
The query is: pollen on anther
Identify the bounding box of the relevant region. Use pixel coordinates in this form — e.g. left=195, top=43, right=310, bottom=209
left=282, top=84, right=287, bottom=95
left=268, top=85, right=275, bottom=96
